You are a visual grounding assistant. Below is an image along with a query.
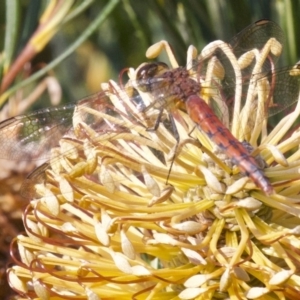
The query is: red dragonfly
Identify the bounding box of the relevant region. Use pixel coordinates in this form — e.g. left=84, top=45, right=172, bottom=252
left=0, top=19, right=299, bottom=197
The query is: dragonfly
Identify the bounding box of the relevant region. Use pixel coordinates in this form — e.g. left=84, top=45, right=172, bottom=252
left=0, top=19, right=299, bottom=198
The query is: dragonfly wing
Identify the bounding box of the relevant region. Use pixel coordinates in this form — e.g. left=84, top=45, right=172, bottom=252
left=0, top=104, right=75, bottom=161
left=230, top=19, right=284, bottom=68
left=221, top=20, right=284, bottom=104
left=268, top=63, right=300, bottom=115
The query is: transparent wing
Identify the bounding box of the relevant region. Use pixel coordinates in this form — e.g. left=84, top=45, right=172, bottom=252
left=0, top=104, right=75, bottom=161
left=189, top=19, right=300, bottom=140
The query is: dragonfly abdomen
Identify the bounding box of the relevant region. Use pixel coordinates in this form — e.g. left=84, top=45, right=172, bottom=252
left=185, top=95, right=274, bottom=196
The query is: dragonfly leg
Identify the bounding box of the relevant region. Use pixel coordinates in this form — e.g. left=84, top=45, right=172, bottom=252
left=164, top=112, right=180, bottom=184
left=146, top=108, right=180, bottom=184
left=146, top=107, right=165, bottom=132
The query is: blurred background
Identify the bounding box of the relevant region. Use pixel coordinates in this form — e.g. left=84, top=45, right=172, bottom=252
left=0, top=0, right=300, bottom=298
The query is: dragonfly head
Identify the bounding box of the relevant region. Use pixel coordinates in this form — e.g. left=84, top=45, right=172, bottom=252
left=135, top=62, right=169, bottom=92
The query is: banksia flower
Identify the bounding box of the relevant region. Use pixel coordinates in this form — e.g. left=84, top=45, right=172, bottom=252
left=7, top=20, right=300, bottom=299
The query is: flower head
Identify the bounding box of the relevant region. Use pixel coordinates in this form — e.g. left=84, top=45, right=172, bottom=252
left=8, top=28, right=300, bottom=299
